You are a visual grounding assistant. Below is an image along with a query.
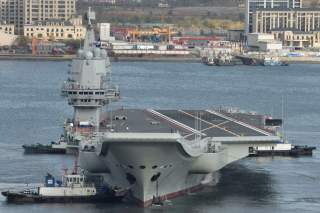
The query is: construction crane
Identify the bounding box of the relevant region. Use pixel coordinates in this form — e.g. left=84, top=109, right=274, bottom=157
left=127, top=26, right=176, bottom=42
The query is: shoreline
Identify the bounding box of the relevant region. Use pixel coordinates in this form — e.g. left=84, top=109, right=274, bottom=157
left=0, top=54, right=200, bottom=62
left=0, top=54, right=320, bottom=64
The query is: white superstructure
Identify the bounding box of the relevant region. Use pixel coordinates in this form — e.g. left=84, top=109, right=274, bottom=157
left=39, top=173, right=96, bottom=197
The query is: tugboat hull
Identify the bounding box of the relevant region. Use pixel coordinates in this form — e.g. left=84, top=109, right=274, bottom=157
left=1, top=191, right=124, bottom=203
left=22, top=145, right=66, bottom=154
left=249, top=145, right=316, bottom=157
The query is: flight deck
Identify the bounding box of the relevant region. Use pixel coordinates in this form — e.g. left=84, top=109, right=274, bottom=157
left=104, top=109, right=275, bottom=140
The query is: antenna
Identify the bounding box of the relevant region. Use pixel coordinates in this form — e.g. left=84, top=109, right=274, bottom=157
left=194, top=112, right=198, bottom=140
left=110, top=108, right=113, bottom=131
left=73, top=151, right=79, bottom=174
left=281, top=94, right=286, bottom=142
left=199, top=112, right=202, bottom=139
left=87, top=7, right=96, bottom=27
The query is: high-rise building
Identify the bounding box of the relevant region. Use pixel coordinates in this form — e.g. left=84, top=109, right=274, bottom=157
left=245, top=0, right=302, bottom=34
left=0, top=0, right=77, bottom=35
left=0, top=0, right=24, bottom=34
left=252, top=8, right=320, bottom=33
left=24, top=0, right=76, bottom=24
left=98, top=23, right=111, bottom=41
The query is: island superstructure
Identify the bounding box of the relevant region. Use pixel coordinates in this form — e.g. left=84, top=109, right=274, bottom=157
left=61, top=8, right=284, bottom=207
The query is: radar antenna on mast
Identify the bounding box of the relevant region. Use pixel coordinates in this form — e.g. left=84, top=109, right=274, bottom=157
left=86, top=7, right=96, bottom=27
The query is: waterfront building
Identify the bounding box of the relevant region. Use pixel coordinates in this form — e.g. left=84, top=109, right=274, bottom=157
left=253, top=9, right=320, bottom=33
left=272, top=29, right=320, bottom=48
left=0, top=20, right=17, bottom=46
left=247, top=33, right=283, bottom=51
left=245, top=0, right=302, bottom=34
left=0, top=30, right=17, bottom=46
left=0, top=21, right=14, bottom=35
left=0, top=0, right=24, bottom=34
left=0, top=0, right=76, bottom=35
left=24, top=18, right=85, bottom=40
left=98, top=23, right=111, bottom=41
left=23, top=0, right=76, bottom=25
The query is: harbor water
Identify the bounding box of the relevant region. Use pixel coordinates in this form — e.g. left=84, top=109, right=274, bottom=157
left=0, top=61, right=319, bottom=213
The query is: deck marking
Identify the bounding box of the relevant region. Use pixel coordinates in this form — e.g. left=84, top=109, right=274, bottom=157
left=183, top=120, right=231, bottom=138
left=146, top=109, right=205, bottom=136
left=206, top=110, right=271, bottom=136
left=178, top=110, right=240, bottom=137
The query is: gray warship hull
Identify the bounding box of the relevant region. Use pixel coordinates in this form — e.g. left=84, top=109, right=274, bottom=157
left=79, top=109, right=282, bottom=206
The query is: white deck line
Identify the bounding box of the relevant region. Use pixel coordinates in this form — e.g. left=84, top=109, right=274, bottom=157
left=183, top=120, right=230, bottom=138
left=146, top=109, right=204, bottom=135
left=178, top=110, right=239, bottom=137
left=206, top=109, right=272, bottom=136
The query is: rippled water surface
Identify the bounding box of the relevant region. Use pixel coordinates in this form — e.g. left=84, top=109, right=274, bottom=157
left=0, top=61, right=319, bottom=213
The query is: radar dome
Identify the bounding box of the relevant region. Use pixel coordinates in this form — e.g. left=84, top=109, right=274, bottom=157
left=101, top=49, right=107, bottom=58
left=93, top=48, right=101, bottom=58
left=77, top=50, right=84, bottom=58
left=85, top=51, right=93, bottom=59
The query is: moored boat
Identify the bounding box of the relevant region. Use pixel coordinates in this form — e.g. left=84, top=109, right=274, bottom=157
left=263, top=57, right=288, bottom=66
left=248, top=143, right=316, bottom=157
left=22, top=136, right=67, bottom=154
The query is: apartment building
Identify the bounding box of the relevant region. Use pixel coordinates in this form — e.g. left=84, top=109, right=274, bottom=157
left=253, top=8, right=320, bottom=33
left=272, top=29, right=320, bottom=48
left=24, top=0, right=76, bottom=25
left=0, top=0, right=76, bottom=35
left=0, top=0, right=24, bottom=34
left=245, top=0, right=302, bottom=34
left=0, top=21, right=14, bottom=34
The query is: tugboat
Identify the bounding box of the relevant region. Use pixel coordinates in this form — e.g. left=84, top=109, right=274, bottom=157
left=214, top=53, right=236, bottom=66
left=22, top=135, right=67, bottom=154
left=214, top=53, right=244, bottom=66
left=263, top=57, right=288, bottom=66
left=248, top=143, right=316, bottom=157
left=202, top=56, right=215, bottom=66
left=1, top=168, right=127, bottom=203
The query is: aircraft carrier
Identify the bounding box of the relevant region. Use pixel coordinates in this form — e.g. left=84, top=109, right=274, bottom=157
left=61, top=8, right=283, bottom=207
